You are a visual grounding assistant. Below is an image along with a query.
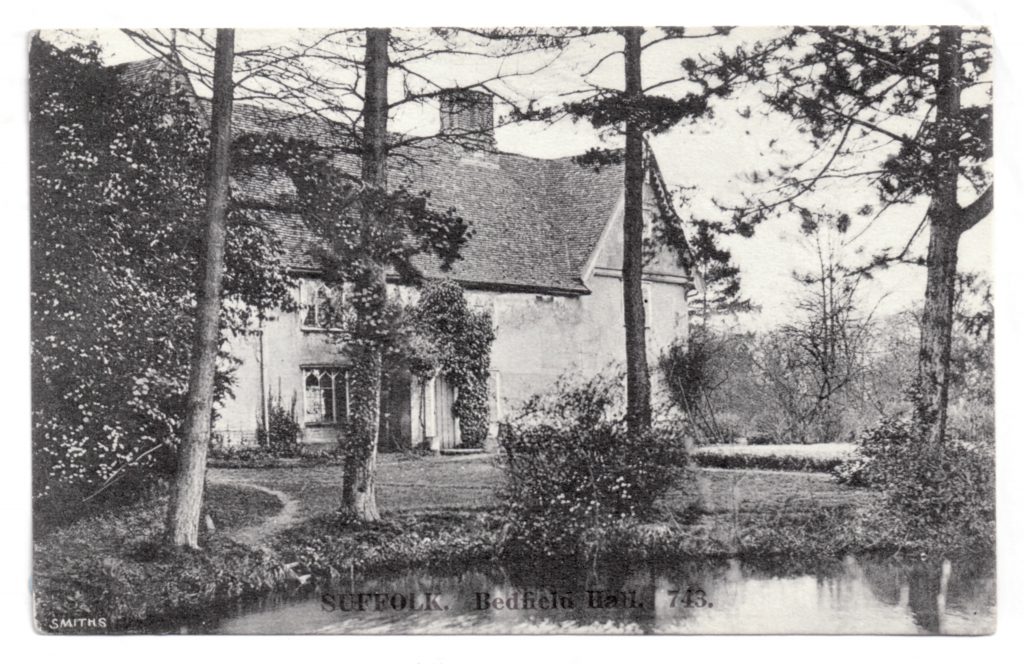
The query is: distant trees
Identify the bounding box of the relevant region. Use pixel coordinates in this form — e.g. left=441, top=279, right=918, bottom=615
left=758, top=214, right=875, bottom=442
left=945, top=273, right=994, bottom=441
left=660, top=269, right=994, bottom=446
left=696, top=26, right=992, bottom=448
left=29, top=36, right=290, bottom=521
left=662, top=213, right=876, bottom=444
left=660, top=327, right=754, bottom=444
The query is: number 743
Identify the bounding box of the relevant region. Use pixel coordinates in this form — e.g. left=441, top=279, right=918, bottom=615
left=667, top=588, right=710, bottom=608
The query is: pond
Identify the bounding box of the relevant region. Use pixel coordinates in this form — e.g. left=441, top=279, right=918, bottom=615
left=176, top=554, right=995, bottom=635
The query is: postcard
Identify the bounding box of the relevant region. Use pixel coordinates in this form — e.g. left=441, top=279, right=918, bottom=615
left=30, top=26, right=994, bottom=635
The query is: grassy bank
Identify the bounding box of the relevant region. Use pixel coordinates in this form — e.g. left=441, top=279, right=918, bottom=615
left=274, top=509, right=500, bottom=580
left=270, top=504, right=881, bottom=584
left=33, top=484, right=290, bottom=634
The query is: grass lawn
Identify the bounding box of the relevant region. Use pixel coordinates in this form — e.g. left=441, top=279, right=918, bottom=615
left=668, top=466, right=876, bottom=515
left=207, top=452, right=878, bottom=522
left=206, top=482, right=284, bottom=529
left=208, top=453, right=500, bottom=519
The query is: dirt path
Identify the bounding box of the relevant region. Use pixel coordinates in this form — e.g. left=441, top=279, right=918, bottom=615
left=208, top=474, right=301, bottom=549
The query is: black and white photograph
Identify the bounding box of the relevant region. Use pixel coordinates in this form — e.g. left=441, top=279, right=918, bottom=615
left=25, top=20, right=1002, bottom=638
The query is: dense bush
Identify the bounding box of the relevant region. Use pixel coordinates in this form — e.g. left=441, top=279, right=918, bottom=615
left=496, top=375, right=686, bottom=560
left=834, top=416, right=995, bottom=551
left=30, top=37, right=291, bottom=515
left=209, top=434, right=344, bottom=467
left=208, top=443, right=274, bottom=465
left=659, top=329, right=758, bottom=444
left=831, top=418, right=913, bottom=485
left=746, top=433, right=778, bottom=446
left=888, top=440, right=994, bottom=550
left=831, top=417, right=915, bottom=487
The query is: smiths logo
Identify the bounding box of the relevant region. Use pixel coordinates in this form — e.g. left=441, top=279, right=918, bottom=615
left=45, top=617, right=108, bottom=632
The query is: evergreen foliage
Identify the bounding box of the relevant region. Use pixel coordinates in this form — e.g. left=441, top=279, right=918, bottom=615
left=30, top=37, right=292, bottom=512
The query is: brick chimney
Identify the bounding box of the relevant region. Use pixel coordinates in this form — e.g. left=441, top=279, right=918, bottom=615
left=438, top=89, right=495, bottom=148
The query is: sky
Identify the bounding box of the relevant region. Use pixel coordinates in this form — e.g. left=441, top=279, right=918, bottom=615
left=42, top=27, right=993, bottom=329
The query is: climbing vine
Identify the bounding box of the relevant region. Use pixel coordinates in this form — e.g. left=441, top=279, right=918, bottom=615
left=408, top=280, right=496, bottom=447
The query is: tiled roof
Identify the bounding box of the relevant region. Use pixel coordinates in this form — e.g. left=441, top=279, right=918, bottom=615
left=122, top=58, right=659, bottom=295
left=225, top=101, right=625, bottom=294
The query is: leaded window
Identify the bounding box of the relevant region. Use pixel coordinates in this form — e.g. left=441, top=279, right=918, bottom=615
left=303, top=367, right=349, bottom=425
left=301, top=280, right=349, bottom=330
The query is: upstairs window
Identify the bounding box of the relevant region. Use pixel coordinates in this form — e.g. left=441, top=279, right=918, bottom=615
left=303, top=367, right=349, bottom=425
left=300, top=280, right=350, bottom=330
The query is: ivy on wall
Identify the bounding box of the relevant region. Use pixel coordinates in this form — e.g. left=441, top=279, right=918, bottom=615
left=408, top=280, right=496, bottom=446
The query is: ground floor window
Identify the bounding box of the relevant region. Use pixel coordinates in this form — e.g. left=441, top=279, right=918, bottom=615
left=303, top=367, right=349, bottom=425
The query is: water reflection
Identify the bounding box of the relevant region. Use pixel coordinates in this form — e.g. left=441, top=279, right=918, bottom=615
left=188, top=554, right=994, bottom=635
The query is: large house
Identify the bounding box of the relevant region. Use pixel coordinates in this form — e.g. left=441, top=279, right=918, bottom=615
left=124, top=60, right=698, bottom=452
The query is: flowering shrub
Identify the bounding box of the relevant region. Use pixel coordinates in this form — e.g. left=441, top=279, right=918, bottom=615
left=497, top=375, right=686, bottom=559
left=30, top=38, right=291, bottom=517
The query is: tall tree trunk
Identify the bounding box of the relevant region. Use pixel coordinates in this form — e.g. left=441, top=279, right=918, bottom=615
left=167, top=29, right=235, bottom=548
left=343, top=326, right=383, bottom=521
left=918, top=26, right=964, bottom=449
left=341, top=27, right=390, bottom=521
left=621, top=26, right=652, bottom=433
